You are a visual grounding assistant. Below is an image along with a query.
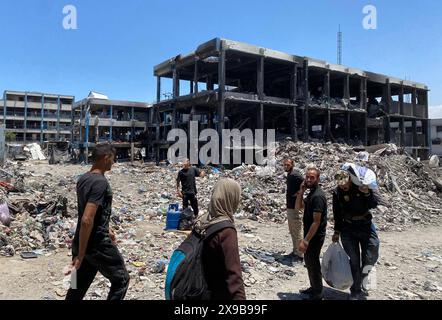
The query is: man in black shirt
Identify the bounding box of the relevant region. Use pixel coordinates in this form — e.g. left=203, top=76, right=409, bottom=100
left=332, top=169, right=380, bottom=300
left=283, top=159, right=304, bottom=262
left=295, top=165, right=327, bottom=300
left=66, top=144, right=129, bottom=300
left=176, top=159, right=205, bottom=217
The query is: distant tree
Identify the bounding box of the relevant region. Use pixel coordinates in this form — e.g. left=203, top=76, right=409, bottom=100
left=5, top=132, right=16, bottom=142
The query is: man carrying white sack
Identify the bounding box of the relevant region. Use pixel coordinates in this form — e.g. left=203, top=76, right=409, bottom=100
left=332, top=164, right=380, bottom=300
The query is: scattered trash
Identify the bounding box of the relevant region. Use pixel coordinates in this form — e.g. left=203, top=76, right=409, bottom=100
left=20, top=252, right=38, bottom=259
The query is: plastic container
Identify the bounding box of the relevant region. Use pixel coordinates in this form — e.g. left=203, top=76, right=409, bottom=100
left=165, top=204, right=181, bottom=230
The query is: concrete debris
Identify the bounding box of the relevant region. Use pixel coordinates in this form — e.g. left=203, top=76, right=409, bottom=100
left=1, top=140, right=441, bottom=259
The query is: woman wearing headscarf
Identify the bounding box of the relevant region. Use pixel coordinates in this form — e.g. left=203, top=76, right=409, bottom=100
left=194, top=178, right=246, bottom=300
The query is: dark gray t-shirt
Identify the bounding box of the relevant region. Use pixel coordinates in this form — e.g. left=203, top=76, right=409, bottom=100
left=286, top=170, right=304, bottom=209
left=73, top=172, right=113, bottom=252
left=177, top=167, right=201, bottom=195
left=303, top=187, right=327, bottom=240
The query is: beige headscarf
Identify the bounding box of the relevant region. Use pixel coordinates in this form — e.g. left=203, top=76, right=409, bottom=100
left=194, top=178, right=241, bottom=232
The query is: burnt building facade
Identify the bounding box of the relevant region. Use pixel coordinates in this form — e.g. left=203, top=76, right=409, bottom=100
left=151, top=38, right=430, bottom=160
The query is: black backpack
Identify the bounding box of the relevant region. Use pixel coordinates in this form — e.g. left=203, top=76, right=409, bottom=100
left=165, top=220, right=235, bottom=300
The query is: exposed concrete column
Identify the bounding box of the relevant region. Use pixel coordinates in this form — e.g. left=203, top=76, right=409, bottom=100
left=384, top=79, right=392, bottom=143
left=399, top=118, right=405, bottom=147
left=324, top=71, right=331, bottom=141
left=363, top=78, right=368, bottom=111
left=3, top=92, right=7, bottom=126
left=207, top=76, right=214, bottom=91
left=399, top=82, right=405, bottom=115
left=56, top=95, right=61, bottom=141
left=131, top=107, right=135, bottom=142
left=79, top=105, right=83, bottom=143
left=347, top=112, right=351, bottom=142
left=194, top=58, right=199, bottom=94
left=257, top=56, right=264, bottom=100
left=156, top=76, right=161, bottom=103
left=172, top=65, right=180, bottom=129
left=290, top=63, right=298, bottom=141
left=24, top=92, right=28, bottom=143
left=385, top=79, right=391, bottom=114
left=422, top=120, right=429, bottom=147
left=156, top=77, right=161, bottom=142
left=303, top=59, right=309, bottom=141
left=109, top=105, right=113, bottom=142
left=131, top=142, right=135, bottom=162
left=41, top=95, right=45, bottom=144
left=412, top=119, right=417, bottom=148
left=344, top=74, right=350, bottom=100
left=257, top=104, right=264, bottom=129
left=424, top=90, right=429, bottom=118
left=70, top=98, right=74, bottom=143
left=85, top=103, right=90, bottom=164
left=412, top=87, right=417, bottom=117
left=217, top=47, right=226, bottom=134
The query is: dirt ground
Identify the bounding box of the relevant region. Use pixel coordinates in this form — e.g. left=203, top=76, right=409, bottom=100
left=0, top=161, right=441, bottom=300
left=0, top=217, right=441, bottom=300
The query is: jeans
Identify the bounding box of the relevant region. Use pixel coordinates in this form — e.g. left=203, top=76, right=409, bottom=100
left=341, top=221, right=380, bottom=294
left=304, top=236, right=325, bottom=295
left=66, top=239, right=130, bottom=300
left=183, top=193, right=199, bottom=217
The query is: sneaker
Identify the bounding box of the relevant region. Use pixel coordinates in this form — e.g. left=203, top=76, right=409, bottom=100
left=291, top=254, right=304, bottom=263
left=299, top=287, right=315, bottom=295
left=349, top=291, right=367, bottom=301
left=301, top=292, right=324, bottom=301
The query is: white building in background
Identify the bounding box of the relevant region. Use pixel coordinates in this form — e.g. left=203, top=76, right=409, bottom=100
left=431, top=118, right=442, bottom=155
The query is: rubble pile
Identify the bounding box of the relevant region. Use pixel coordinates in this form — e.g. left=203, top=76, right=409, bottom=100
left=0, top=162, right=76, bottom=257
left=274, top=140, right=442, bottom=231
left=1, top=140, right=441, bottom=259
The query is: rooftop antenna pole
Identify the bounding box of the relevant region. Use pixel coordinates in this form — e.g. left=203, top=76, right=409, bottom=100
left=337, top=24, right=343, bottom=65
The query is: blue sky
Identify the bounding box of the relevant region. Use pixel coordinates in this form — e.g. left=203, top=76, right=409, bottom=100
left=0, top=0, right=441, bottom=115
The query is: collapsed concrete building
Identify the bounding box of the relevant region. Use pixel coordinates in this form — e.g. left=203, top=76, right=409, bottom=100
left=150, top=38, right=430, bottom=161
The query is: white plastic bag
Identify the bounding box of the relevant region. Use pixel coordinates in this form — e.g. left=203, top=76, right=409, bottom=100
left=341, top=163, right=378, bottom=190
left=0, top=203, right=11, bottom=227
left=321, top=243, right=353, bottom=290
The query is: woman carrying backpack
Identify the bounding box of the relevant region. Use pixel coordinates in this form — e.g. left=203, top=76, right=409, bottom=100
left=195, top=178, right=246, bottom=300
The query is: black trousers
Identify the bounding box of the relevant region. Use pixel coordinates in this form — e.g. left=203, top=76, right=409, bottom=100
left=183, top=193, right=199, bottom=217
left=304, top=236, right=325, bottom=295
left=341, top=221, right=380, bottom=294
left=66, top=240, right=130, bottom=300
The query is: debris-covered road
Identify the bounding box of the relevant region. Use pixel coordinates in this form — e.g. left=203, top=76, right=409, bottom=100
left=0, top=141, right=441, bottom=300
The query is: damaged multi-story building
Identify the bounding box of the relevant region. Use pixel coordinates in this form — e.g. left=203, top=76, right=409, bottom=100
left=1, top=90, right=74, bottom=143
left=150, top=38, right=430, bottom=162
left=72, top=92, right=152, bottom=160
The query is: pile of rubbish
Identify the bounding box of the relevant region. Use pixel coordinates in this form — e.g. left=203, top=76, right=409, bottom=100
left=310, top=96, right=363, bottom=111
left=0, top=161, right=77, bottom=257
left=189, top=140, right=442, bottom=230
left=1, top=140, right=441, bottom=258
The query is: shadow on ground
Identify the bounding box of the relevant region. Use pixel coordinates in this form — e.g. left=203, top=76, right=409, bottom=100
left=278, top=287, right=350, bottom=300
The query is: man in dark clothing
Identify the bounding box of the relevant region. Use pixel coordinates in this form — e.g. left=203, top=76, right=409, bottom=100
left=176, top=159, right=205, bottom=217
left=66, top=144, right=129, bottom=300
left=332, top=169, right=380, bottom=300
left=283, top=159, right=304, bottom=261
left=295, top=165, right=327, bottom=300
